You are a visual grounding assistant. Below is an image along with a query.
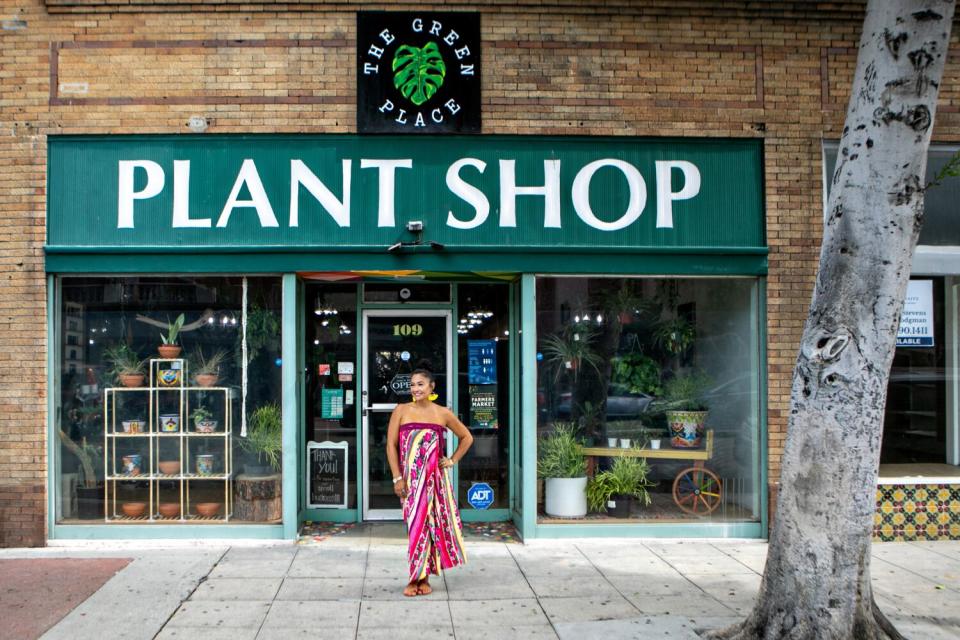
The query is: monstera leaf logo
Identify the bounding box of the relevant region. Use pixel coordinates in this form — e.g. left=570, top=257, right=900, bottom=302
left=392, top=41, right=446, bottom=106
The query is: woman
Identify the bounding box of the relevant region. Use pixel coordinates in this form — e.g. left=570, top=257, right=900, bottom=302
left=386, top=365, right=473, bottom=597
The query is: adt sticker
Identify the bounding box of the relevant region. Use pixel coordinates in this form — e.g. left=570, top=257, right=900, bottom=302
left=467, top=482, right=494, bottom=510
left=401, top=350, right=411, bottom=361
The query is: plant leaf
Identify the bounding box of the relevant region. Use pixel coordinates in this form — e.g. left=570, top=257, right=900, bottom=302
left=392, top=42, right=446, bottom=106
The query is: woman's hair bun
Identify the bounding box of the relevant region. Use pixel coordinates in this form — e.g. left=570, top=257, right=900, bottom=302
left=414, top=359, right=434, bottom=373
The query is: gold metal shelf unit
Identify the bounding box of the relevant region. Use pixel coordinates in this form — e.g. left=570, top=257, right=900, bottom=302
left=103, top=358, right=233, bottom=523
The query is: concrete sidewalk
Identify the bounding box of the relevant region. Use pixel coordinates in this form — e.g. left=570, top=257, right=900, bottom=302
left=1, top=526, right=958, bottom=640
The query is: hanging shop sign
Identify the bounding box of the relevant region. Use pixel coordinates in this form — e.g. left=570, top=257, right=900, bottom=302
left=357, top=12, right=481, bottom=134
left=897, top=279, right=934, bottom=347
left=47, top=136, right=764, bottom=251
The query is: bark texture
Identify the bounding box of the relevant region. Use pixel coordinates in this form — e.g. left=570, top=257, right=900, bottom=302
left=707, top=2, right=954, bottom=639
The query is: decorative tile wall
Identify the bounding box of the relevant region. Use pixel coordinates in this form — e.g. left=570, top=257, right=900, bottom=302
left=874, top=484, right=960, bottom=542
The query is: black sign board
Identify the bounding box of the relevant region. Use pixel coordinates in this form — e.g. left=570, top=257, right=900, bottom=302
left=307, top=441, right=349, bottom=508
left=357, top=12, right=481, bottom=134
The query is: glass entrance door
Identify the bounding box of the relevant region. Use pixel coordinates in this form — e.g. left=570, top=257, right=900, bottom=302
left=361, top=310, right=451, bottom=520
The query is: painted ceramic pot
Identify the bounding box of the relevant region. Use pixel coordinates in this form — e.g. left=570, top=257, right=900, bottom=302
left=158, top=414, right=180, bottom=432
left=158, top=368, right=181, bottom=386
left=667, top=410, right=708, bottom=448
left=121, top=454, right=142, bottom=476
left=121, top=419, right=143, bottom=434
left=195, top=454, right=215, bottom=475
left=195, top=420, right=218, bottom=433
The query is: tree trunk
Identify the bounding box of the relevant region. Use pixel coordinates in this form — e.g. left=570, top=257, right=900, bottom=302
left=707, top=2, right=954, bottom=639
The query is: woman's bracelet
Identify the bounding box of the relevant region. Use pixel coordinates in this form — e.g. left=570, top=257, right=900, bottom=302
left=392, top=476, right=403, bottom=484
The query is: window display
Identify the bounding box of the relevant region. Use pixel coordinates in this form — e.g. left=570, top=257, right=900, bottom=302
left=57, top=276, right=283, bottom=524
left=536, top=277, right=761, bottom=524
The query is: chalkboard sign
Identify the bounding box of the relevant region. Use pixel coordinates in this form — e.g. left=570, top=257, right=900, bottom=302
left=307, top=441, right=349, bottom=509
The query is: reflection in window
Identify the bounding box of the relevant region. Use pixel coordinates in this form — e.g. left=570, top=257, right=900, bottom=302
left=57, top=277, right=283, bottom=524
left=536, top=277, right=761, bottom=524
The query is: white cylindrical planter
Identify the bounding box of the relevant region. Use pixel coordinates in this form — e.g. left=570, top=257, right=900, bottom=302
left=544, top=477, right=587, bottom=518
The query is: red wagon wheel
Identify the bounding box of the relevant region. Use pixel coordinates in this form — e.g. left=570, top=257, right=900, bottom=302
left=672, top=466, right=722, bottom=515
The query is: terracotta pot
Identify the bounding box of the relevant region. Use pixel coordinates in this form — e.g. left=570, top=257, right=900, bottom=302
left=158, top=460, right=180, bottom=475
left=121, top=502, right=146, bottom=518
left=194, top=373, right=219, bottom=387
left=194, top=502, right=221, bottom=517
left=119, top=373, right=145, bottom=388
left=158, top=502, right=180, bottom=518
left=157, top=344, right=182, bottom=359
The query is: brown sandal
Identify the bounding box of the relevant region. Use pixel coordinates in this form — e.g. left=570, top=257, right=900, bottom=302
left=403, top=581, right=419, bottom=597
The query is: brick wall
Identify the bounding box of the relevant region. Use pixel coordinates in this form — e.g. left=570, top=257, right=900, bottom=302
left=2, top=0, right=958, bottom=545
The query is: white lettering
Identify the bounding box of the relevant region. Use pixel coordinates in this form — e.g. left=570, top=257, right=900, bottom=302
left=655, top=160, right=701, bottom=228
left=431, top=108, right=444, bottom=123
left=444, top=99, right=461, bottom=115
left=117, top=160, right=164, bottom=229
left=455, top=45, right=470, bottom=60
left=572, top=159, right=645, bottom=231
left=460, top=64, right=475, bottom=76
left=498, top=159, right=561, bottom=228
left=289, top=159, right=351, bottom=228
left=446, top=158, right=489, bottom=230
left=395, top=108, right=408, bottom=124
left=172, top=160, right=211, bottom=228
left=414, top=112, right=426, bottom=127
left=443, top=30, right=459, bottom=46
left=379, top=29, right=395, bottom=45
left=412, top=18, right=423, bottom=32
left=429, top=20, right=442, bottom=36
left=216, top=159, right=279, bottom=228
left=379, top=99, right=394, bottom=113
left=364, top=62, right=379, bottom=75
left=360, top=159, right=413, bottom=227
left=368, top=44, right=384, bottom=59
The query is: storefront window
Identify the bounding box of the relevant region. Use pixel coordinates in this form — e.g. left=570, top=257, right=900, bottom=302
left=457, top=283, right=511, bottom=510
left=304, top=283, right=358, bottom=510
left=882, top=278, right=948, bottom=465
left=536, top=277, right=761, bottom=524
left=57, top=276, right=283, bottom=524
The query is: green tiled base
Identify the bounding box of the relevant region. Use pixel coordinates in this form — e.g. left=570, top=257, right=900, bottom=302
left=874, top=484, right=960, bottom=542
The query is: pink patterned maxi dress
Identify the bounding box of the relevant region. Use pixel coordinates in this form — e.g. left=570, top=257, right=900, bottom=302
left=399, top=422, right=467, bottom=581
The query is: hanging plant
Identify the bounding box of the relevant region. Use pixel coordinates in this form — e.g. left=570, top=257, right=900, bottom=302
left=611, top=352, right=663, bottom=396
left=653, top=318, right=695, bottom=356
left=540, top=326, right=603, bottom=380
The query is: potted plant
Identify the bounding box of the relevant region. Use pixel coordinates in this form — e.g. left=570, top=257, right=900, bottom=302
left=191, top=348, right=227, bottom=387
left=586, top=451, right=654, bottom=517
left=653, top=318, right=695, bottom=356
left=537, top=422, right=587, bottom=517
left=238, top=402, right=282, bottom=475
left=158, top=313, right=185, bottom=359
left=59, top=429, right=103, bottom=519
left=661, top=370, right=711, bottom=448
left=540, top=326, right=603, bottom=379
left=192, top=406, right=218, bottom=433
left=611, top=351, right=663, bottom=396
left=104, top=344, right=147, bottom=387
